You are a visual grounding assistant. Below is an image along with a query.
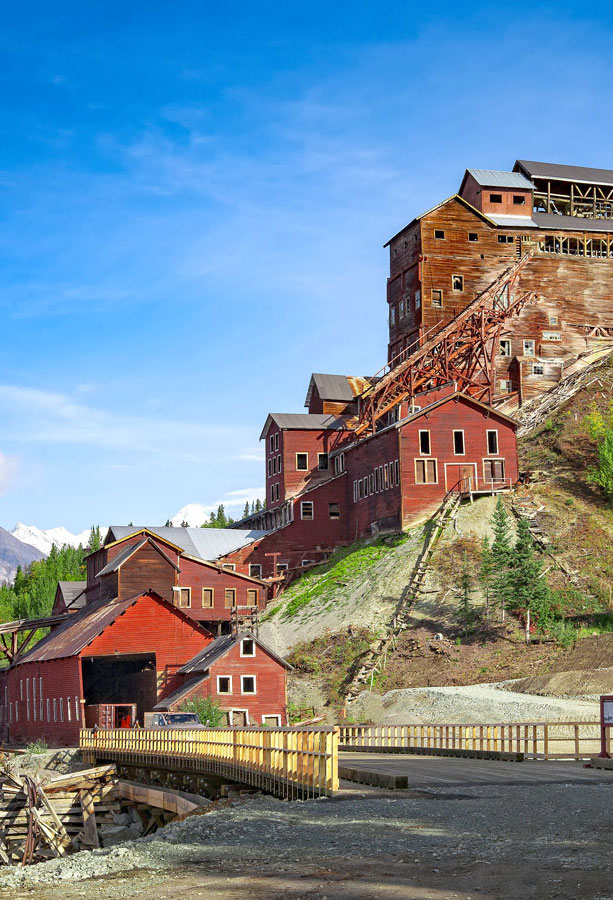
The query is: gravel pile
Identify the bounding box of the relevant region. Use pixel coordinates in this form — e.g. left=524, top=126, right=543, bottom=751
left=351, top=682, right=601, bottom=724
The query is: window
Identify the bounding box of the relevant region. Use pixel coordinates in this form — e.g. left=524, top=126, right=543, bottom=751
left=271, top=456, right=277, bottom=474
left=301, top=559, right=315, bottom=566
left=301, top=501, right=314, bottom=520
left=513, top=195, right=526, bottom=205
left=500, top=339, right=512, bottom=357
left=247, top=589, right=259, bottom=606
left=434, top=229, right=445, bottom=239
left=262, top=715, right=281, bottom=727
left=498, top=234, right=514, bottom=244
left=532, top=363, right=545, bottom=375
left=500, top=379, right=512, bottom=393
left=399, top=299, right=405, bottom=318
left=60, top=698, right=64, bottom=722
left=217, top=676, right=232, bottom=694
left=202, top=588, right=214, bottom=608
left=369, top=471, right=375, bottom=492
left=318, top=453, right=329, bottom=470
left=224, top=588, right=236, bottom=608
left=383, top=464, right=389, bottom=489
left=484, top=459, right=505, bottom=481
left=47, top=698, right=50, bottom=721
left=453, top=431, right=465, bottom=455
left=452, top=274, right=463, bottom=292
left=222, top=563, right=236, bottom=571
left=74, top=697, right=80, bottom=721
left=419, top=430, right=431, bottom=455
left=542, top=331, right=561, bottom=341
left=173, top=587, right=191, bottom=608
left=353, top=480, right=358, bottom=502
left=333, top=452, right=345, bottom=475
left=415, top=289, right=421, bottom=309
left=549, top=315, right=559, bottom=326
left=415, top=459, right=437, bottom=484
left=390, top=305, right=396, bottom=325
left=67, top=698, right=71, bottom=722
left=249, top=564, right=262, bottom=578
left=277, top=454, right=282, bottom=472
left=468, top=232, right=479, bottom=242
left=241, top=638, right=256, bottom=657
left=269, top=435, right=274, bottom=453
left=267, top=459, right=272, bottom=477
left=523, top=340, right=535, bottom=356
left=277, top=562, right=288, bottom=572
left=241, top=675, right=256, bottom=694
left=296, top=453, right=308, bottom=471
left=394, top=460, right=400, bottom=485
left=431, top=290, right=443, bottom=308
left=490, top=193, right=502, bottom=203
left=329, top=502, right=340, bottom=520
left=275, top=433, right=279, bottom=451
left=487, top=430, right=499, bottom=454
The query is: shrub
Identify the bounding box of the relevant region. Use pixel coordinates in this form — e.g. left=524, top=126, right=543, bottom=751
left=26, top=739, right=48, bottom=755
left=179, top=696, right=226, bottom=727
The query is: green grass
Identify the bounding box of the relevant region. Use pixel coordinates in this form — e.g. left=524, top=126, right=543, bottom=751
left=279, top=534, right=409, bottom=621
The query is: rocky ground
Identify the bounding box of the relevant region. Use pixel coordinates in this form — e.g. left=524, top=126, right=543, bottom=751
left=1, top=780, right=611, bottom=900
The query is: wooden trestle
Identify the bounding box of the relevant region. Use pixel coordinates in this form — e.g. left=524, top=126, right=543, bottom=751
left=81, top=725, right=339, bottom=800
left=355, top=254, right=539, bottom=436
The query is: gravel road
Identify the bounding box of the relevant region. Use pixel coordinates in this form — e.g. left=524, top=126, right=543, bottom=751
left=1, top=779, right=611, bottom=900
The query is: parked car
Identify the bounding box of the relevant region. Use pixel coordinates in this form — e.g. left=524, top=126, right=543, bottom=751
left=143, top=712, right=206, bottom=729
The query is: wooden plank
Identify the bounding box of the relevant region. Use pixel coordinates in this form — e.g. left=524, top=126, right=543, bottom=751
left=78, top=790, right=99, bottom=849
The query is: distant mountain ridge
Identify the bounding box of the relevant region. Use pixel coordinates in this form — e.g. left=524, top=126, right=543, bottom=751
left=0, top=527, right=45, bottom=586
left=10, top=523, right=99, bottom=556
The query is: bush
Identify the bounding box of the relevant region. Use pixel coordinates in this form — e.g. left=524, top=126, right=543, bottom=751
left=26, top=739, right=48, bottom=754
left=179, top=696, right=226, bottom=727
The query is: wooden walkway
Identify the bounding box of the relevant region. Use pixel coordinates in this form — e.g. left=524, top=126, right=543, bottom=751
left=340, top=752, right=613, bottom=789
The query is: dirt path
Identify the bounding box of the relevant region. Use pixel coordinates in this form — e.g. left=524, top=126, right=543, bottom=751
left=2, top=780, right=611, bottom=900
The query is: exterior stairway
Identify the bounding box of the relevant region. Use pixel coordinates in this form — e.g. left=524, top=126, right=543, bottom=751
left=344, top=490, right=462, bottom=704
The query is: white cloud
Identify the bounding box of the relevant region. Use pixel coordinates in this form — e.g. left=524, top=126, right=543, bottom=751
left=236, top=447, right=264, bottom=462
left=0, top=452, right=18, bottom=496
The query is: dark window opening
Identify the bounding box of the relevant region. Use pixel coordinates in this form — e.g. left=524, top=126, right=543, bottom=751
left=218, top=677, right=231, bottom=694
left=513, top=195, right=526, bottom=205
left=453, top=431, right=464, bottom=454
left=242, top=676, right=256, bottom=694
left=296, top=453, right=308, bottom=470
left=452, top=275, right=463, bottom=291
left=419, top=431, right=431, bottom=455
left=468, top=232, right=479, bottom=242
left=431, top=290, right=443, bottom=308
left=241, top=639, right=255, bottom=656
left=328, top=502, right=340, bottom=520
left=318, top=453, right=329, bottom=470
left=434, top=229, right=445, bottom=239
left=490, top=194, right=502, bottom=203
left=487, top=431, right=498, bottom=454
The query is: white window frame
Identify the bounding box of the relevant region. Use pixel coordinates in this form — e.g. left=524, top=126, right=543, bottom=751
left=295, top=452, right=308, bottom=471
left=499, top=339, right=512, bottom=357
left=542, top=331, right=561, bottom=342
left=241, top=675, right=257, bottom=695
left=202, top=587, right=214, bottom=608
left=249, top=564, right=262, bottom=578
left=269, top=435, right=274, bottom=453
left=414, top=458, right=439, bottom=485
left=262, top=714, right=281, bottom=727
left=453, top=430, right=465, bottom=456
left=60, top=697, right=64, bottom=722
left=277, top=562, right=288, bottom=572
left=500, top=379, right=512, bottom=393
left=277, top=454, right=282, bottom=472
left=229, top=709, right=249, bottom=726
left=300, top=501, right=314, bottom=520
left=222, top=563, right=236, bottom=571
left=523, top=340, right=535, bottom=356
left=486, top=430, right=499, bottom=455
left=47, top=698, right=50, bottom=721
left=317, top=452, right=329, bottom=470
left=67, top=697, right=71, bottom=722
left=275, top=433, right=279, bottom=451
left=419, top=429, right=431, bottom=456
left=217, top=675, right=232, bottom=695
left=74, top=696, right=80, bottom=721
left=240, top=638, right=256, bottom=657
left=39, top=677, right=43, bottom=721
left=173, top=586, right=192, bottom=608
left=301, top=559, right=314, bottom=567
left=431, top=289, right=443, bottom=308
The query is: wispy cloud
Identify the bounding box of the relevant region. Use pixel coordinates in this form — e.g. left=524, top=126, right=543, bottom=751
left=235, top=447, right=264, bottom=462
left=0, top=452, right=18, bottom=496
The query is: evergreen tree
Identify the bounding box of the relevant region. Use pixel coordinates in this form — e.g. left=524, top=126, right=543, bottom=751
left=508, top=517, right=551, bottom=643
left=180, top=519, right=189, bottom=528
left=164, top=519, right=172, bottom=527
left=478, top=536, right=494, bottom=620
left=490, top=497, right=513, bottom=621
left=459, top=552, right=473, bottom=633
left=216, top=505, right=227, bottom=528
left=0, top=543, right=86, bottom=623
left=255, top=499, right=262, bottom=513
left=250, top=502, right=255, bottom=515
left=88, top=525, right=102, bottom=552
left=243, top=501, right=250, bottom=519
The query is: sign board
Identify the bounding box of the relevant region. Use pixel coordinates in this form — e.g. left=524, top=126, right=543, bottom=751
left=599, top=695, right=613, bottom=758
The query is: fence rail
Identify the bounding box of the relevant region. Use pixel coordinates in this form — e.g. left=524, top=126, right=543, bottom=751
left=338, top=721, right=606, bottom=760
left=80, top=726, right=339, bottom=800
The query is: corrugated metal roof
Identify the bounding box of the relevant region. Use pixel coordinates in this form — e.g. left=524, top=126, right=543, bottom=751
left=153, top=674, right=209, bottom=710
left=179, top=631, right=292, bottom=675
left=516, top=159, right=613, bottom=187
left=312, top=374, right=355, bottom=401
left=57, top=581, right=87, bottom=608
left=96, top=537, right=180, bottom=578
left=107, top=526, right=270, bottom=560
left=467, top=169, right=534, bottom=190
left=15, top=595, right=142, bottom=664
left=487, top=214, right=538, bottom=228
left=531, top=212, right=613, bottom=233
left=260, top=413, right=350, bottom=440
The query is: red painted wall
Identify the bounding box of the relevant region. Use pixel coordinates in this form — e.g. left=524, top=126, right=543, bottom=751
left=6, top=656, right=83, bottom=746
left=177, top=556, right=266, bottom=622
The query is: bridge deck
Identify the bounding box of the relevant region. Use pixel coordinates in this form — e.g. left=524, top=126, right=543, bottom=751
left=340, top=752, right=613, bottom=789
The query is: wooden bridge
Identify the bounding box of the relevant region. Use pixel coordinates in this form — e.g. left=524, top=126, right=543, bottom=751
left=81, top=725, right=339, bottom=800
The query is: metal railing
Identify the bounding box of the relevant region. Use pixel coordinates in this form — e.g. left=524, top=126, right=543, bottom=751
left=80, top=726, right=339, bottom=799
left=338, top=721, right=606, bottom=760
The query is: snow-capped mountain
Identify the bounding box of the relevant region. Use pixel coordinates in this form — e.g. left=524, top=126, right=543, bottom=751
left=10, top=523, right=105, bottom=556
left=170, top=504, right=212, bottom=527
left=0, top=527, right=45, bottom=585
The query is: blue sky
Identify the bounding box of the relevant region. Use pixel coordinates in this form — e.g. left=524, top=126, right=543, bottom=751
left=0, top=0, right=611, bottom=530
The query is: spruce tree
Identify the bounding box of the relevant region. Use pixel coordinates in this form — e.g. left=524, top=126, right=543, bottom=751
left=459, top=552, right=473, bottom=633
left=478, top=536, right=494, bottom=620
left=88, top=525, right=102, bottom=552
left=490, top=497, right=513, bottom=621
left=509, top=517, right=551, bottom=643
left=243, top=501, right=250, bottom=519
left=255, top=499, right=262, bottom=513
left=216, top=505, right=227, bottom=528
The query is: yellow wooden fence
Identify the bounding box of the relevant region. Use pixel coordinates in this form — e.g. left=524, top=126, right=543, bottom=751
left=338, top=721, right=605, bottom=760
left=80, top=726, right=339, bottom=799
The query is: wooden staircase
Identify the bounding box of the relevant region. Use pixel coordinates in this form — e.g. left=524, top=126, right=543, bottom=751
left=344, top=491, right=462, bottom=703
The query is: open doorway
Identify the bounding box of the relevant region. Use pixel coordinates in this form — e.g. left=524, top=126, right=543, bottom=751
left=81, top=653, right=157, bottom=726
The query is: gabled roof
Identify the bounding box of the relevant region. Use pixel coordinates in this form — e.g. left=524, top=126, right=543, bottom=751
left=105, top=526, right=270, bottom=561
left=462, top=168, right=534, bottom=190
left=515, top=159, right=613, bottom=188
left=55, top=581, right=87, bottom=610
left=259, top=413, right=351, bottom=441
left=384, top=195, right=496, bottom=247
left=178, top=631, right=292, bottom=675
left=153, top=674, right=209, bottom=710
left=96, top=536, right=180, bottom=578
left=397, top=391, right=519, bottom=430
left=15, top=591, right=210, bottom=665
left=180, top=553, right=267, bottom=586
left=304, top=373, right=371, bottom=408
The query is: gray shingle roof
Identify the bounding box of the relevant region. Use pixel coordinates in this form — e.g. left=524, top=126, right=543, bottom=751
left=516, top=160, right=613, bottom=187
left=179, top=631, right=292, bottom=675
left=56, top=581, right=87, bottom=609
left=466, top=169, right=534, bottom=190
left=106, top=526, right=270, bottom=560
left=260, top=413, right=350, bottom=440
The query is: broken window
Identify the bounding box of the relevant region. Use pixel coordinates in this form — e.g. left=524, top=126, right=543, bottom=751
left=431, top=290, right=443, bottom=308
left=419, top=430, right=431, bottom=455
left=452, top=274, right=464, bottom=292
left=513, top=195, right=526, bottom=205
left=542, top=331, right=561, bottom=341
left=523, top=340, right=535, bottom=356
left=498, top=234, right=514, bottom=244
left=249, top=564, right=262, bottom=578
left=532, top=363, right=545, bottom=375
left=318, top=453, right=329, bottom=470
left=500, top=339, right=512, bottom=357
left=300, top=501, right=314, bottom=520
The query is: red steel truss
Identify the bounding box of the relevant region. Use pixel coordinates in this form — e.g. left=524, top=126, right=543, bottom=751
left=355, top=254, right=538, bottom=436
